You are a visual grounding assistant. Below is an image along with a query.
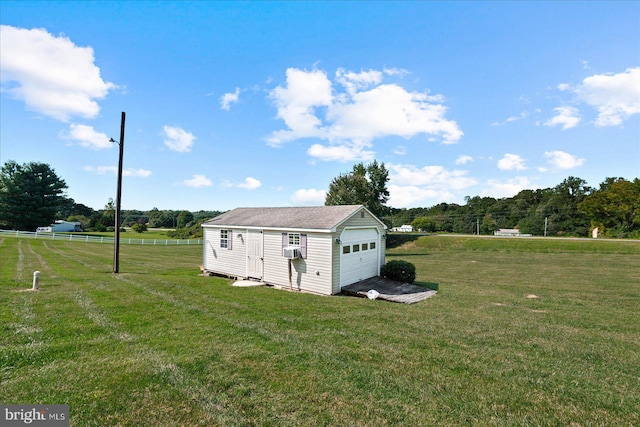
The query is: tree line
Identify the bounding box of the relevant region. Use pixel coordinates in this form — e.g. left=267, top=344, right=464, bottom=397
left=324, top=162, right=639, bottom=239
left=2, top=160, right=639, bottom=239
left=384, top=176, right=639, bottom=238
left=0, top=160, right=220, bottom=238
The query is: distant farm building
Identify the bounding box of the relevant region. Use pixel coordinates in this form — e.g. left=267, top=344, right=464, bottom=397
left=392, top=224, right=414, bottom=233
left=36, top=220, right=83, bottom=233
left=493, top=228, right=531, bottom=237
left=201, top=205, right=387, bottom=295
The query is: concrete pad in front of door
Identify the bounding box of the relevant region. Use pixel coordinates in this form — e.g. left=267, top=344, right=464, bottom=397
left=232, top=279, right=265, bottom=287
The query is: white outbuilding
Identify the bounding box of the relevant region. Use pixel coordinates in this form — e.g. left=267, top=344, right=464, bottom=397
left=36, top=220, right=83, bottom=233
left=393, top=224, right=414, bottom=233
left=201, top=205, right=387, bottom=295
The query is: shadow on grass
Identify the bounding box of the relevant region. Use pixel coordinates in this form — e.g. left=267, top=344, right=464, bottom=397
left=386, top=233, right=424, bottom=249
left=386, top=253, right=432, bottom=257
left=415, top=281, right=439, bottom=291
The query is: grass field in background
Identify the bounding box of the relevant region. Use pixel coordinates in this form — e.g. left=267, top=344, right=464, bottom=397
left=66, top=229, right=184, bottom=240
left=1, top=235, right=638, bottom=426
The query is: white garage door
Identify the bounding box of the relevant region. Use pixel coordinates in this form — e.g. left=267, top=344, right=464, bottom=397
left=340, top=228, right=380, bottom=287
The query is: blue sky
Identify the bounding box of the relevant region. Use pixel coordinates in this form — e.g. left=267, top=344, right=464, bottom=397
left=1, top=1, right=638, bottom=212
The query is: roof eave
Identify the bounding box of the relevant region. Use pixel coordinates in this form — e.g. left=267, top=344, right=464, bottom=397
left=201, top=223, right=334, bottom=233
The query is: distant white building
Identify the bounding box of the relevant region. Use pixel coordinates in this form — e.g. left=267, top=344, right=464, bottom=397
left=37, top=220, right=82, bottom=233
left=392, top=224, right=414, bottom=233
left=494, top=228, right=531, bottom=237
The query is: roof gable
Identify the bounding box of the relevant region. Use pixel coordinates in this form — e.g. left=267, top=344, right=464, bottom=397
left=203, top=205, right=379, bottom=231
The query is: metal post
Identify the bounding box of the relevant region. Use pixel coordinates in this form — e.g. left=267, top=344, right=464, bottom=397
left=114, top=112, right=126, bottom=273
left=544, top=217, right=548, bottom=237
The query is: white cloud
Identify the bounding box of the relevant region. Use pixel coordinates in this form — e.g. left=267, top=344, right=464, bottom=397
left=387, top=163, right=478, bottom=208
left=492, top=111, right=529, bottom=126
left=83, top=165, right=151, bottom=177
left=543, top=150, right=585, bottom=170
left=335, top=68, right=383, bottom=95
left=220, top=87, right=240, bottom=111
left=388, top=184, right=448, bottom=208
left=183, top=174, right=212, bottom=188
left=291, top=188, right=326, bottom=204
left=124, top=169, right=152, bottom=177
left=481, top=177, right=534, bottom=199
left=162, top=125, right=196, bottom=152
left=506, top=111, right=529, bottom=123
left=266, top=68, right=333, bottom=146
left=390, top=164, right=477, bottom=189
left=497, top=153, right=527, bottom=171
left=393, top=145, right=407, bottom=155
left=455, top=155, right=473, bottom=165
left=307, top=141, right=375, bottom=162
left=221, top=177, right=262, bottom=190
left=0, top=25, right=116, bottom=121
left=327, top=83, right=461, bottom=143
left=62, top=124, right=112, bottom=149
left=545, top=106, right=581, bottom=130
left=237, top=177, right=262, bottom=190
left=383, top=66, right=410, bottom=77
left=266, top=66, right=463, bottom=160
left=575, top=67, right=640, bottom=126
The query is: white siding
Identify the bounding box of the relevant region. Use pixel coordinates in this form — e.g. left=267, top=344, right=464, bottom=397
left=202, top=207, right=385, bottom=296
left=203, top=227, right=247, bottom=278
left=262, top=231, right=333, bottom=295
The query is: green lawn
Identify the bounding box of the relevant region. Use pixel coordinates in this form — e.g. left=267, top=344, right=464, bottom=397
left=1, top=235, right=639, bottom=426
left=65, top=229, right=187, bottom=240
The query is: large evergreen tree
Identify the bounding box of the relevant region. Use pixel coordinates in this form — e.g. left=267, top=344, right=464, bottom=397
left=0, top=161, right=68, bottom=231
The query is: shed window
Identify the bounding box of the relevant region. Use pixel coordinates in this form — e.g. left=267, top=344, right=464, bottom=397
left=342, top=245, right=351, bottom=254
left=281, top=232, right=307, bottom=258
left=370, top=241, right=376, bottom=250
left=220, top=229, right=232, bottom=249
left=353, top=244, right=360, bottom=252
left=288, top=233, right=300, bottom=246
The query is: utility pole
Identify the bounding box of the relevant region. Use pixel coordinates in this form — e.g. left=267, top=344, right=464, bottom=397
left=113, top=112, right=126, bottom=273
left=477, top=218, right=480, bottom=235
left=544, top=217, right=548, bottom=237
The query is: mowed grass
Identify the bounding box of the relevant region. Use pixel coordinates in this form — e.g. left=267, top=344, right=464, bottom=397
left=1, top=235, right=639, bottom=426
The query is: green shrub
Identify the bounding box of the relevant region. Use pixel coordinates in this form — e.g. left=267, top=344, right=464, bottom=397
left=381, top=260, right=416, bottom=283
left=131, top=223, right=147, bottom=233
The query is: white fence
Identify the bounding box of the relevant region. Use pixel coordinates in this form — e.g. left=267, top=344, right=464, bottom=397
left=0, top=230, right=202, bottom=246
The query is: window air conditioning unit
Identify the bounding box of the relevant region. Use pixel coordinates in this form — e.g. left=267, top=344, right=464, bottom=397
left=282, top=247, right=300, bottom=259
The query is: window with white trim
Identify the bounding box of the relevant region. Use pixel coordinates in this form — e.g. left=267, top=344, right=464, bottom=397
left=220, top=230, right=229, bottom=248
left=282, top=232, right=307, bottom=258
left=288, top=233, right=300, bottom=246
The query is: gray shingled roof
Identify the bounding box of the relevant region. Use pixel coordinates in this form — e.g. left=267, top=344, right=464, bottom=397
left=202, top=205, right=366, bottom=230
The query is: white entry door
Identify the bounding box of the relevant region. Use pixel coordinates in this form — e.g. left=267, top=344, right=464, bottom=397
left=247, top=230, right=263, bottom=279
